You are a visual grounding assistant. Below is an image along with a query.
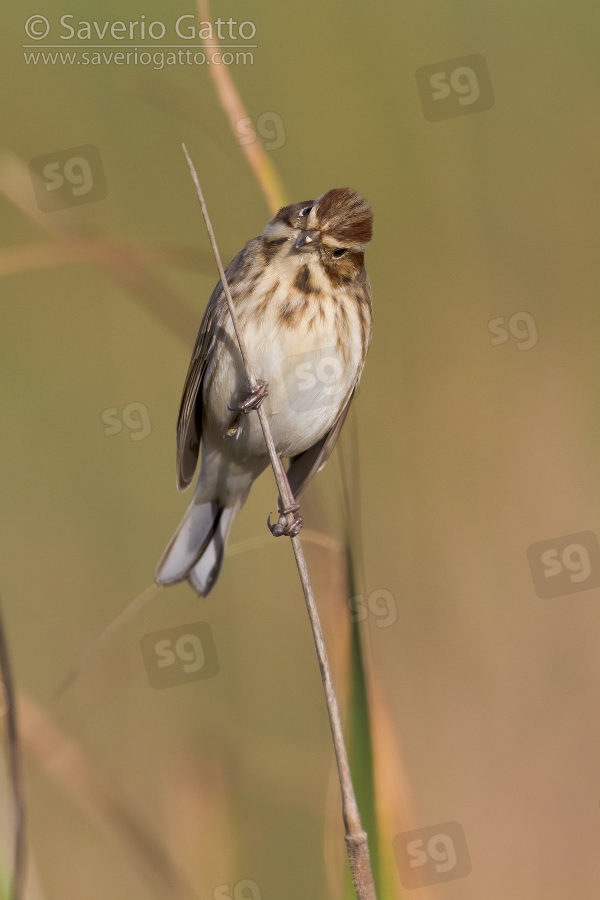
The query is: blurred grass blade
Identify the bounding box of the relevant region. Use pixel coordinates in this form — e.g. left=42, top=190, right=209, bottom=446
left=55, top=583, right=162, bottom=698
left=17, top=692, right=198, bottom=900
left=338, top=424, right=435, bottom=900
left=337, top=426, right=381, bottom=897
left=0, top=237, right=217, bottom=280
left=343, top=543, right=381, bottom=899
left=0, top=598, right=25, bottom=900
left=196, top=0, right=287, bottom=215
left=0, top=154, right=200, bottom=344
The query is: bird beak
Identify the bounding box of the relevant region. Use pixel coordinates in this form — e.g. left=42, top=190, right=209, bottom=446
left=295, top=230, right=320, bottom=250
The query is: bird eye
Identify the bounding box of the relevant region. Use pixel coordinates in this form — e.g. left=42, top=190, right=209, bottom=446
left=332, top=248, right=347, bottom=258
left=300, top=206, right=312, bottom=217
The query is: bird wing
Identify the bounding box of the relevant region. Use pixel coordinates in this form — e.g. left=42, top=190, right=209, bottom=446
left=175, top=247, right=247, bottom=491
left=285, top=388, right=355, bottom=499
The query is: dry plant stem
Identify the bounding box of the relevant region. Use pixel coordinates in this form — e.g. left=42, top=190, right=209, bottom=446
left=182, top=144, right=377, bottom=900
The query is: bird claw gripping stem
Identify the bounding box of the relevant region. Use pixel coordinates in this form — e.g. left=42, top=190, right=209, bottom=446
left=226, top=379, right=269, bottom=436
left=267, top=503, right=303, bottom=538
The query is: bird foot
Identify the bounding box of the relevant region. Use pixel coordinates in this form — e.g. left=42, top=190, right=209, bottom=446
left=226, top=380, right=269, bottom=435
left=268, top=503, right=303, bottom=537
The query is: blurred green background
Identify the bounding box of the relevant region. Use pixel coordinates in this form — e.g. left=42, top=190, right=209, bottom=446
left=2, top=1, right=600, bottom=898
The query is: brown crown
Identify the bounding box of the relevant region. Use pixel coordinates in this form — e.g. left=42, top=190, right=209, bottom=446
left=313, top=188, right=373, bottom=248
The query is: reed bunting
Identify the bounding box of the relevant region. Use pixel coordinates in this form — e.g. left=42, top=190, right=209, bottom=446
left=155, top=187, right=373, bottom=596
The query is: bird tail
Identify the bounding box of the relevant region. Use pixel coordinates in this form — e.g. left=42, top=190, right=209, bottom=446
left=155, top=499, right=239, bottom=597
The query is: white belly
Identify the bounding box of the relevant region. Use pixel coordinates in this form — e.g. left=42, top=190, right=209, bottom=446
left=203, top=273, right=364, bottom=460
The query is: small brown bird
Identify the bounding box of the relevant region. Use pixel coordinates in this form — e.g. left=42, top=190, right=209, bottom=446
left=155, top=188, right=373, bottom=595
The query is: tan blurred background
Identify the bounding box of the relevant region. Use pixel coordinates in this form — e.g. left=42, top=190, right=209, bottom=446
left=2, top=1, right=600, bottom=898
